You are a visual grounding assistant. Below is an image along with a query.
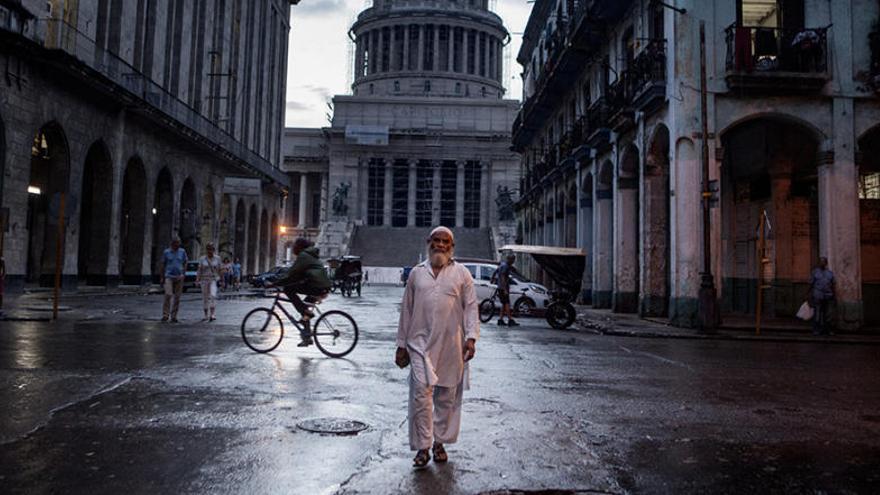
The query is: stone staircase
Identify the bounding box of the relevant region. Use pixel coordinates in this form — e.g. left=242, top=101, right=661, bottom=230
left=349, top=226, right=495, bottom=267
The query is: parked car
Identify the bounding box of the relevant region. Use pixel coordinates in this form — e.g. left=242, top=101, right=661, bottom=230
left=251, top=265, right=291, bottom=288
left=457, top=259, right=551, bottom=314
left=183, top=261, right=200, bottom=292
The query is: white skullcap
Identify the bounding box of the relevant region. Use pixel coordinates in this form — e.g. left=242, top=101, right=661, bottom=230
left=429, top=226, right=454, bottom=241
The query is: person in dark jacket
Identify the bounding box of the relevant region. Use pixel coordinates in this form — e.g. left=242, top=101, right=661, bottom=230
left=272, top=238, right=332, bottom=346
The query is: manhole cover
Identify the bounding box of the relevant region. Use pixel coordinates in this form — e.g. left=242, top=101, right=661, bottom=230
left=297, top=417, right=369, bottom=435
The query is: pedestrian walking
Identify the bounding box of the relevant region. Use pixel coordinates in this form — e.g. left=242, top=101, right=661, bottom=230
left=806, top=256, right=835, bottom=335
left=160, top=237, right=188, bottom=323
left=363, top=269, right=369, bottom=286
left=232, top=257, right=242, bottom=290
left=221, top=257, right=233, bottom=291
left=197, top=243, right=222, bottom=321
left=395, top=226, right=479, bottom=468
left=491, top=253, right=519, bottom=326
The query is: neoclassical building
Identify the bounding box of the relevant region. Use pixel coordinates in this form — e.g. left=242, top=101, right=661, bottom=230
left=514, top=0, right=880, bottom=329
left=0, top=0, right=297, bottom=288
left=284, top=0, right=520, bottom=267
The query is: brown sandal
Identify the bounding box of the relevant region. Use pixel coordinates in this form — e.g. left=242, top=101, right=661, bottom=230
left=432, top=443, right=448, bottom=463
left=413, top=449, right=430, bottom=468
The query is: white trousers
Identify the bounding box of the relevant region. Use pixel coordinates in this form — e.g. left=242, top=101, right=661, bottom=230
left=200, top=281, right=217, bottom=314
left=408, top=375, right=463, bottom=451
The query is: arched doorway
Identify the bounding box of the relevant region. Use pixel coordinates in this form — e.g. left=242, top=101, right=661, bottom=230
left=179, top=178, right=197, bottom=257
left=247, top=204, right=258, bottom=275
left=27, top=122, right=70, bottom=286
left=234, top=199, right=245, bottom=265
left=78, top=141, right=113, bottom=285
left=643, top=125, right=671, bottom=316
left=565, top=184, right=577, bottom=247
left=218, top=195, right=233, bottom=261
left=615, top=145, right=640, bottom=313
left=259, top=208, right=269, bottom=272
left=580, top=173, right=594, bottom=304
left=120, top=158, right=147, bottom=285
left=594, top=160, right=614, bottom=309
left=721, top=118, right=820, bottom=318
left=858, top=127, right=880, bottom=326
left=151, top=168, right=174, bottom=281
left=200, top=186, right=215, bottom=254
left=270, top=213, right=278, bottom=268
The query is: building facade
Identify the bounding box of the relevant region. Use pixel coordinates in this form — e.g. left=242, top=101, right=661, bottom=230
left=0, top=0, right=298, bottom=289
left=514, top=0, right=880, bottom=329
left=284, top=0, right=521, bottom=267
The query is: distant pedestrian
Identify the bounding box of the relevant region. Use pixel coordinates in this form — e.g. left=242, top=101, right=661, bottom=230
left=363, top=269, right=369, bottom=286
left=806, top=256, right=835, bottom=335
left=197, top=243, right=221, bottom=321
left=161, top=237, right=188, bottom=323
left=221, top=257, right=233, bottom=291
left=233, top=257, right=242, bottom=290
left=396, top=226, right=479, bottom=468
left=491, top=253, right=519, bottom=327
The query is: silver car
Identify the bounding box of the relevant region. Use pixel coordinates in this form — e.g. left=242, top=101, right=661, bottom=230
left=459, top=260, right=551, bottom=314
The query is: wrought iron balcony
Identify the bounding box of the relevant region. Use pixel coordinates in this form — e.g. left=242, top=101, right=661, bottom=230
left=724, top=24, right=830, bottom=93
left=630, top=39, right=667, bottom=113
left=607, top=73, right=636, bottom=134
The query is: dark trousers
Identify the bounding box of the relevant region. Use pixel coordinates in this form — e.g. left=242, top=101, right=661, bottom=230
left=812, top=298, right=832, bottom=335
left=282, top=283, right=327, bottom=338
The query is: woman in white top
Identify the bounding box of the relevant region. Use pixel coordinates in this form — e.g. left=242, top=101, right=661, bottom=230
left=196, top=243, right=222, bottom=321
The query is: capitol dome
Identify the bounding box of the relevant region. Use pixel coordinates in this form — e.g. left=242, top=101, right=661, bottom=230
left=350, top=0, right=509, bottom=98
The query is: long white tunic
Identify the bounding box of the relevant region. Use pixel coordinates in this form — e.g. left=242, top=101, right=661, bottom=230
left=397, top=260, right=480, bottom=388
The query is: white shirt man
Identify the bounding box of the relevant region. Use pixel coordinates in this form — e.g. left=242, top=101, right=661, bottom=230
left=396, top=226, right=480, bottom=468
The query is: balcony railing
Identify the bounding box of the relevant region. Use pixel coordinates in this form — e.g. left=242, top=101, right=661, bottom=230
left=21, top=18, right=288, bottom=186
left=630, top=39, right=667, bottom=111
left=724, top=24, right=830, bottom=92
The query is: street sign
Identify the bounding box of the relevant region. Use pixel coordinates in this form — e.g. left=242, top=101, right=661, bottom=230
left=223, top=177, right=262, bottom=196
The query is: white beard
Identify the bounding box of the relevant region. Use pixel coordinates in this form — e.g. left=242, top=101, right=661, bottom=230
left=428, top=249, right=452, bottom=268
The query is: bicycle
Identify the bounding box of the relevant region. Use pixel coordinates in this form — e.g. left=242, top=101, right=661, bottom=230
left=478, top=287, right=533, bottom=323
left=241, top=289, right=358, bottom=357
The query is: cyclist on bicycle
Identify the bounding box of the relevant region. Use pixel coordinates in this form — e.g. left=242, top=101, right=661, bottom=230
left=490, top=253, right=519, bottom=327
left=271, top=238, right=332, bottom=347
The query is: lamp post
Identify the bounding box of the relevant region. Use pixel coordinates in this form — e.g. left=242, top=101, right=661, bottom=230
left=698, top=20, right=719, bottom=332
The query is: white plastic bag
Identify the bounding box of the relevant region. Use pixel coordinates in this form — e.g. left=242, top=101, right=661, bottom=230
left=796, top=301, right=814, bottom=321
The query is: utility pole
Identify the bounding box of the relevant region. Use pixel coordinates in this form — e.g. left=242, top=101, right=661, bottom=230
left=698, top=21, right=719, bottom=332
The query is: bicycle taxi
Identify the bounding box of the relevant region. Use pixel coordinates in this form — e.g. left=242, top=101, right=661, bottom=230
left=498, top=244, right=586, bottom=330
left=328, top=256, right=363, bottom=297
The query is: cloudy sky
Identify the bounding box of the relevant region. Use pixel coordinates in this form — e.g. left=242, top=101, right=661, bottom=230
left=285, top=0, right=533, bottom=128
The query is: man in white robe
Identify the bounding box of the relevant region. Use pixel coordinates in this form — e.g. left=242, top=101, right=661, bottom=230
left=395, top=226, right=480, bottom=468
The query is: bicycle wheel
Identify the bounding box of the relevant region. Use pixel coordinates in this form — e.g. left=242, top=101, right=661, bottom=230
left=479, top=298, right=495, bottom=323
left=545, top=302, right=576, bottom=330
left=513, top=297, right=535, bottom=317
left=312, top=310, right=358, bottom=358
left=241, top=308, right=284, bottom=353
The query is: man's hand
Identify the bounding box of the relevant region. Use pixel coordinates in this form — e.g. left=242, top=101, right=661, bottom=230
left=463, top=338, right=476, bottom=362
left=395, top=347, right=410, bottom=368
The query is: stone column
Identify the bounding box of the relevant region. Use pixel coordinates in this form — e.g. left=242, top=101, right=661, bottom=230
left=320, top=172, right=329, bottom=224
left=613, top=178, right=639, bottom=314
left=355, top=36, right=364, bottom=79
left=433, top=25, right=440, bottom=71
left=455, top=160, right=465, bottom=227
left=462, top=29, right=469, bottom=75
left=378, top=29, right=385, bottom=72
left=383, top=162, right=393, bottom=226
left=497, top=40, right=503, bottom=83
left=389, top=27, right=397, bottom=72
left=407, top=160, right=417, bottom=227
left=298, top=173, right=308, bottom=228
left=821, top=97, right=862, bottom=328
left=448, top=26, right=455, bottom=72
left=593, top=184, right=613, bottom=309
left=480, top=162, right=490, bottom=228
left=402, top=24, right=410, bottom=71
left=417, top=24, right=425, bottom=71
left=432, top=161, right=441, bottom=225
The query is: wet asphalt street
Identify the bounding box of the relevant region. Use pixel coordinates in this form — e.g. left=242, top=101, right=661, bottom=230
left=1, top=285, right=879, bottom=494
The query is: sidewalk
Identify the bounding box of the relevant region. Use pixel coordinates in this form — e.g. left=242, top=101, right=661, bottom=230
left=574, top=306, right=880, bottom=345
